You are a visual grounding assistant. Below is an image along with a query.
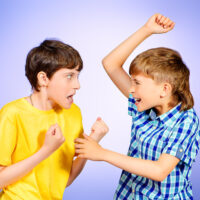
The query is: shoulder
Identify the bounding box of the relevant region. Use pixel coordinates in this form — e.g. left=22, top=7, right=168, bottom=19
left=179, top=108, right=199, bottom=126
left=173, top=108, right=200, bottom=138
left=0, top=98, right=25, bottom=120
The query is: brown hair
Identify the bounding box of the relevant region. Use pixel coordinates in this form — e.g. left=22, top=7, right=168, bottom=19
left=129, top=47, right=194, bottom=111
left=25, top=39, right=83, bottom=91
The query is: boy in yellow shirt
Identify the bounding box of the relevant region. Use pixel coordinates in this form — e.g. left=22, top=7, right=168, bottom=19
left=0, top=40, right=108, bottom=200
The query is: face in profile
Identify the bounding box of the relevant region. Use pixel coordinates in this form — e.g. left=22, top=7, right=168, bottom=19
left=46, top=67, right=81, bottom=109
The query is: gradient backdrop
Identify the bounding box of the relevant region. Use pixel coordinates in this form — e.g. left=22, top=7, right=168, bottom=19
left=0, top=0, right=200, bottom=199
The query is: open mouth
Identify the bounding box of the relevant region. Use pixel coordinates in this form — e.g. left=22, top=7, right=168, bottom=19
left=67, top=94, right=73, bottom=99
left=135, top=98, right=141, bottom=105
left=66, top=94, right=75, bottom=104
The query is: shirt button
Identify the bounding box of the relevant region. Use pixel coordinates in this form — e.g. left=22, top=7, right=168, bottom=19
left=180, top=149, right=183, bottom=152
left=132, top=189, right=135, bottom=193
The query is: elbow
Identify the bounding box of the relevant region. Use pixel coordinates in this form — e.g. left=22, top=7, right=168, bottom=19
left=0, top=180, right=4, bottom=190
left=154, top=168, right=169, bottom=182
left=156, top=174, right=167, bottom=182
left=0, top=171, right=9, bottom=189
left=0, top=181, right=6, bottom=190
left=66, top=183, right=70, bottom=188
left=0, top=165, right=9, bottom=189
left=102, top=57, right=112, bottom=71
left=102, top=58, right=108, bottom=69
left=66, top=179, right=73, bottom=188
left=101, top=59, right=113, bottom=75
left=0, top=174, right=3, bottom=189
left=66, top=175, right=74, bottom=188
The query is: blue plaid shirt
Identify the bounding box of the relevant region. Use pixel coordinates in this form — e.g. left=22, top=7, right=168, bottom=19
left=114, top=95, right=200, bottom=200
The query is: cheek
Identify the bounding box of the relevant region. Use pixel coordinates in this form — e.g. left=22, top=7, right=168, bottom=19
left=48, top=81, right=63, bottom=95
left=51, top=80, right=68, bottom=90
left=140, top=85, right=158, bottom=99
left=138, top=85, right=150, bottom=95
left=152, top=86, right=162, bottom=96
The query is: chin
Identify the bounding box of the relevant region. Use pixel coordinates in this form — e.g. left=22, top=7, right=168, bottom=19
left=63, top=103, right=72, bottom=109
left=137, top=106, right=148, bottom=112
left=136, top=105, right=143, bottom=112
left=137, top=108, right=144, bottom=112
left=54, top=102, right=71, bottom=110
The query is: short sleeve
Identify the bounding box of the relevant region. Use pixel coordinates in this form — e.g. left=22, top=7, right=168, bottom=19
left=162, top=118, right=200, bottom=166
left=0, top=107, right=17, bottom=166
left=128, top=94, right=138, bottom=117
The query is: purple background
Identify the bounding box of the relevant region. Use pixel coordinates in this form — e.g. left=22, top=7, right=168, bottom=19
left=0, top=0, right=200, bottom=199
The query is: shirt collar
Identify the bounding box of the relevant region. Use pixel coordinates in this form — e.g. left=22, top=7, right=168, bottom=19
left=149, top=103, right=182, bottom=126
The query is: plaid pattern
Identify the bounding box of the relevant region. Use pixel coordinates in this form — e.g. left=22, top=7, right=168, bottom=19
left=114, top=94, right=200, bottom=200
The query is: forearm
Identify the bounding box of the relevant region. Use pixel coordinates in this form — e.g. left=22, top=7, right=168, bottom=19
left=67, top=132, right=103, bottom=187
left=0, top=147, right=50, bottom=189
left=102, top=149, right=164, bottom=182
left=102, top=26, right=152, bottom=70
left=66, top=157, right=87, bottom=187
left=75, top=137, right=179, bottom=181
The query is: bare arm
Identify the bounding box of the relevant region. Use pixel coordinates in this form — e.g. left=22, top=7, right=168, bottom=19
left=102, top=14, right=175, bottom=98
left=0, top=147, right=55, bottom=189
left=66, top=157, right=87, bottom=187
left=102, top=27, right=151, bottom=98
left=66, top=118, right=109, bottom=187
left=102, top=150, right=179, bottom=182
left=75, top=135, right=179, bottom=182
left=73, top=14, right=175, bottom=183
left=0, top=124, right=65, bottom=189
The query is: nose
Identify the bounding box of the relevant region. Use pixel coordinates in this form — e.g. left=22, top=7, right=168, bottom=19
left=74, top=78, right=80, bottom=90
left=129, top=84, right=135, bottom=94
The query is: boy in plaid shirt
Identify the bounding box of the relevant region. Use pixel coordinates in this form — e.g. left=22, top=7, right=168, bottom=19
left=75, top=14, right=200, bottom=199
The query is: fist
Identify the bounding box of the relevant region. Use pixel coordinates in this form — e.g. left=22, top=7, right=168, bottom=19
left=144, top=13, right=175, bottom=34
left=43, top=124, right=65, bottom=154
left=89, top=117, right=109, bottom=142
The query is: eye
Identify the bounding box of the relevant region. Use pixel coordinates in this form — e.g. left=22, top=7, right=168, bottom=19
left=131, top=79, right=140, bottom=85
left=66, top=74, right=73, bottom=79
left=135, top=81, right=140, bottom=85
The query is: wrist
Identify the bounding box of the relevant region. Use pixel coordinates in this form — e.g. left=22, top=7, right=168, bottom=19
left=99, top=147, right=109, bottom=161
left=140, top=25, right=153, bottom=36
left=39, top=146, right=52, bottom=158
left=89, top=132, right=101, bottom=143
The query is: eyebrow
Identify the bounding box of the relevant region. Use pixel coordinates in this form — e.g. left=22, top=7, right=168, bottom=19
left=131, top=77, right=140, bottom=82
left=64, top=72, right=79, bottom=75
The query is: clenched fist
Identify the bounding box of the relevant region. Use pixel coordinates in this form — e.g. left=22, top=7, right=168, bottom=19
left=42, top=124, right=65, bottom=154
left=144, top=13, right=175, bottom=34
left=89, top=117, right=109, bottom=142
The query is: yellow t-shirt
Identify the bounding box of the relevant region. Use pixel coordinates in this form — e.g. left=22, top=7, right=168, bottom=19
left=0, top=98, right=83, bottom=200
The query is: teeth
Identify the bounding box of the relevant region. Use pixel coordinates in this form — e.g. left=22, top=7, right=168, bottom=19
left=135, top=98, right=141, bottom=102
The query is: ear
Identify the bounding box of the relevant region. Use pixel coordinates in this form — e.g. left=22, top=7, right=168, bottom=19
left=37, top=71, right=49, bottom=88
left=160, top=82, right=172, bottom=98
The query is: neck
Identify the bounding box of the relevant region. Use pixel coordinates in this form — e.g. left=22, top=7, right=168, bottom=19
left=154, top=97, right=176, bottom=116
left=29, top=90, right=55, bottom=111
left=154, top=104, right=172, bottom=116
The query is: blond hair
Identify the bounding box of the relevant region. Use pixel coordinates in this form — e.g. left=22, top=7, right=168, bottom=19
left=129, top=47, right=194, bottom=111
